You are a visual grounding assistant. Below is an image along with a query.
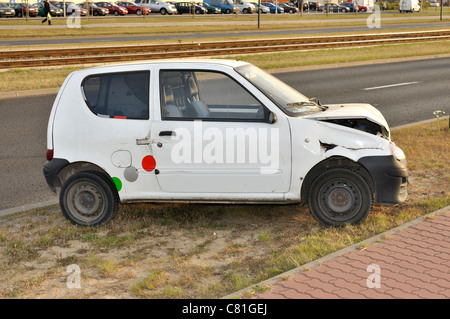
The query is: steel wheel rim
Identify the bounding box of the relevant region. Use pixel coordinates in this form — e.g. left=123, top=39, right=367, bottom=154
left=66, top=181, right=106, bottom=223
left=318, top=178, right=363, bottom=222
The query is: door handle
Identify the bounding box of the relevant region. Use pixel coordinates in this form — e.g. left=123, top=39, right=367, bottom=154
left=159, top=131, right=176, bottom=137
left=136, top=138, right=150, bottom=145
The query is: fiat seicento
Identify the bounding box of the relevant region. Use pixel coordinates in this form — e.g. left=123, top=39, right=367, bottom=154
left=43, top=59, right=408, bottom=226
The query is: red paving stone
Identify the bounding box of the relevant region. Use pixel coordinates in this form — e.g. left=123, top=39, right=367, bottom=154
left=254, top=211, right=450, bottom=299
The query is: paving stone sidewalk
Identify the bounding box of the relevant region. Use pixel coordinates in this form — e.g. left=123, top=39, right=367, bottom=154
left=224, top=207, right=450, bottom=299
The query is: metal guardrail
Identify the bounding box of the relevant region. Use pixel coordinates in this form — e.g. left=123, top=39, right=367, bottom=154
left=1, top=30, right=449, bottom=69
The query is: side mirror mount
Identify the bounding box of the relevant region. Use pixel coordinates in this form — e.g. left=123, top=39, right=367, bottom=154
left=266, top=111, right=277, bottom=124
left=309, top=97, right=321, bottom=106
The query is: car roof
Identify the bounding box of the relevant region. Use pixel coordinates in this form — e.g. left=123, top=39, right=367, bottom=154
left=76, top=59, right=249, bottom=75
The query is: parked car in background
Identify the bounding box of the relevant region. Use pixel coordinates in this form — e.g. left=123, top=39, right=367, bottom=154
left=200, top=2, right=222, bottom=14
left=95, top=1, right=128, bottom=15
left=44, top=59, right=408, bottom=227
left=116, top=1, right=150, bottom=14
left=429, top=0, right=440, bottom=7
left=52, top=2, right=88, bottom=16
left=318, top=3, right=350, bottom=12
left=279, top=2, right=298, bottom=13
left=133, top=0, right=177, bottom=15
left=358, top=5, right=368, bottom=11
left=235, top=0, right=255, bottom=13
left=342, top=2, right=358, bottom=11
left=203, top=0, right=238, bottom=13
left=79, top=2, right=110, bottom=16
left=10, top=2, right=39, bottom=17
left=307, top=2, right=320, bottom=10
left=37, top=2, right=63, bottom=16
left=261, top=1, right=283, bottom=13
left=399, top=0, right=421, bottom=12
left=175, top=2, right=207, bottom=14
left=250, top=2, right=270, bottom=13
left=0, top=2, right=15, bottom=17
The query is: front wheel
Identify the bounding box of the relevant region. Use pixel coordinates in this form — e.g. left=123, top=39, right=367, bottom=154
left=60, top=171, right=119, bottom=226
left=308, top=168, right=373, bottom=227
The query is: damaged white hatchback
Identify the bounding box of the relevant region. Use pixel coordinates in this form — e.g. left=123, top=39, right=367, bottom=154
left=44, top=59, right=408, bottom=227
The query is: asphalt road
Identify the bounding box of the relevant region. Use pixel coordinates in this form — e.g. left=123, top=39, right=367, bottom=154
left=0, top=56, right=449, bottom=211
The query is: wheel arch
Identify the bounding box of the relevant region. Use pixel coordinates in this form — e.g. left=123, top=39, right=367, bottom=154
left=300, top=156, right=375, bottom=204
left=56, top=161, right=115, bottom=193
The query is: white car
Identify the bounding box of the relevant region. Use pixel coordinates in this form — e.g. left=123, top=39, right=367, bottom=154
left=250, top=2, right=270, bottom=13
left=44, top=59, right=408, bottom=227
left=236, top=0, right=255, bottom=13
left=133, top=0, right=176, bottom=14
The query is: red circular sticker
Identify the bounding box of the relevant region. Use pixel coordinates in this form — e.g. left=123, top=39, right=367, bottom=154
left=142, top=155, right=156, bottom=172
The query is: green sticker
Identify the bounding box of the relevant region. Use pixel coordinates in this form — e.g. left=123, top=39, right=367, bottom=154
left=112, top=177, right=122, bottom=192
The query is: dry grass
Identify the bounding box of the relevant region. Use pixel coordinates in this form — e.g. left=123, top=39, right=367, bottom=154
left=0, top=119, right=448, bottom=299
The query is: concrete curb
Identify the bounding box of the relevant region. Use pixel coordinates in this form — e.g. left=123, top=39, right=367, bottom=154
left=221, top=204, right=450, bottom=299
left=0, top=87, right=59, bottom=99
left=0, top=199, right=58, bottom=218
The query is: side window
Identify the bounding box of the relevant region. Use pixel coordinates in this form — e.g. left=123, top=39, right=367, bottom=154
left=160, top=70, right=265, bottom=121
left=82, top=71, right=149, bottom=119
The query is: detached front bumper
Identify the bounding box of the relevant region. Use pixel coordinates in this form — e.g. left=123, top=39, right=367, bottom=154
left=358, top=155, right=408, bottom=205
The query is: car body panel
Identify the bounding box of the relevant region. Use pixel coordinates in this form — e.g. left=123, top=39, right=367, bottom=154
left=45, top=59, right=407, bottom=214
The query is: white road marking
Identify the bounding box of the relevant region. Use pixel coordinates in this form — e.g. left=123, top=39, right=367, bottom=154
left=363, top=82, right=420, bottom=91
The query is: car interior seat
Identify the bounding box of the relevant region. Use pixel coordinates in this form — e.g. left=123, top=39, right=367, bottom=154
left=161, top=85, right=183, bottom=118
left=186, top=77, right=211, bottom=118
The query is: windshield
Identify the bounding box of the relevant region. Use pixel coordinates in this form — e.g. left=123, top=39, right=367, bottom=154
left=235, top=64, right=323, bottom=116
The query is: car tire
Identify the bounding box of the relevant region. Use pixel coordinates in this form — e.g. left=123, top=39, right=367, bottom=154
left=114, top=10, right=119, bottom=16
left=308, top=168, right=373, bottom=227
left=225, top=9, right=231, bottom=14
left=160, top=8, right=167, bottom=15
left=60, top=171, right=119, bottom=226
left=17, top=11, right=22, bottom=17
left=136, top=9, right=142, bottom=15
left=93, top=10, right=98, bottom=16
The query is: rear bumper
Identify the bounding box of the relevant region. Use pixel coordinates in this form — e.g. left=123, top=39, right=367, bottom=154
left=358, top=155, right=408, bottom=205
left=43, top=158, right=69, bottom=193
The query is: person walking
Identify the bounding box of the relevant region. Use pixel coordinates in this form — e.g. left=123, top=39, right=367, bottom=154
left=41, top=0, right=52, bottom=25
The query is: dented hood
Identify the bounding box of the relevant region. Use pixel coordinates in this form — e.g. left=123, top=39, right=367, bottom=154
left=305, top=103, right=389, bottom=130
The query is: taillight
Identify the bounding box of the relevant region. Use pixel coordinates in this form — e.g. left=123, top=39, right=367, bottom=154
left=46, top=149, right=54, bottom=161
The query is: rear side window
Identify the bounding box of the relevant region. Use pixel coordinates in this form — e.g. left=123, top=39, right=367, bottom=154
left=81, top=71, right=150, bottom=119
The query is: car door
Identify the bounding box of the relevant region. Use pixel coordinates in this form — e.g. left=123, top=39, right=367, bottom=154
left=80, top=69, right=159, bottom=197
left=150, top=66, right=291, bottom=194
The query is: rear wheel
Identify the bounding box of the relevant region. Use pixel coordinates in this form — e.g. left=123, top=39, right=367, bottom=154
left=308, top=168, right=372, bottom=227
left=136, top=9, right=142, bottom=15
left=60, top=171, right=119, bottom=226
left=160, top=8, right=167, bottom=15
left=114, top=10, right=119, bottom=16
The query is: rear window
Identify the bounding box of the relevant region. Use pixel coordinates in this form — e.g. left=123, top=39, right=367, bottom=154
left=81, top=71, right=150, bottom=120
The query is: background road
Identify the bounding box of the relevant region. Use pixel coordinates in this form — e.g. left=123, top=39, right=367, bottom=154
left=1, top=56, right=449, bottom=211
